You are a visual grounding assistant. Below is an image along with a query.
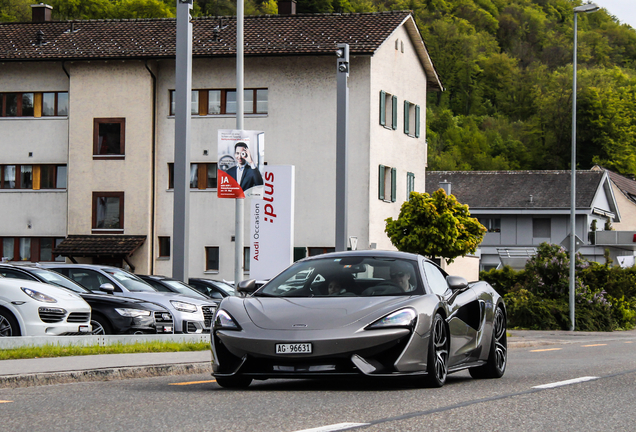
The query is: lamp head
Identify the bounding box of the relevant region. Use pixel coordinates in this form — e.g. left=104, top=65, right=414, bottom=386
left=574, top=3, right=599, bottom=13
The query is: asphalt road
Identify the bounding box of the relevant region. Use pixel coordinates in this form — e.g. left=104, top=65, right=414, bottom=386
left=1, top=339, right=635, bottom=431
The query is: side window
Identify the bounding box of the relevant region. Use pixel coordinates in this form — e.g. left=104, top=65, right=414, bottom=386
left=68, top=269, right=118, bottom=292
left=146, top=279, right=170, bottom=292
left=423, top=261, right=449, bottom=296
left=379, top=90, right=397, bottom=130
left=378, top=165, right=396, bottom=202
left=0, top=269, right=37, bottom=281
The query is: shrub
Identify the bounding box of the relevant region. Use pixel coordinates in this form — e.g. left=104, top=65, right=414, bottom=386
left=480, top=265, right=524, bottom=296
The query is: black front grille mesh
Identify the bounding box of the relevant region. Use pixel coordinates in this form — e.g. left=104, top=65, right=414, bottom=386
left=67, top=312, right=90, bottom=323
left=202, top=306, right=216, bottom=328
left=154, top=311, right=173, bottom=323
left=38, top=307, right=66, bottom=323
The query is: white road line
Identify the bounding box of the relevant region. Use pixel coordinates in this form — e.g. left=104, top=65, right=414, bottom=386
left=533, top=376, right=599, bottom=389
left=294, top=423, right=370, bottom=432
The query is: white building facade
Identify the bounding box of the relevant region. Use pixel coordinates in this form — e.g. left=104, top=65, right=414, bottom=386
left=0, top=9, right=441, bottom=280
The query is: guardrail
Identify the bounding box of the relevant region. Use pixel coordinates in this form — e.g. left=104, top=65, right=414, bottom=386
left=0, top=333, right=210, bottom=350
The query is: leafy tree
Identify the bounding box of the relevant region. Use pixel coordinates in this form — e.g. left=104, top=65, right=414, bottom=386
left=385, top=189, right=486, bottom=263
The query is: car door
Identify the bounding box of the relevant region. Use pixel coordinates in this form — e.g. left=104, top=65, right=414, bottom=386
left=421, top=261, right=479, bottom=367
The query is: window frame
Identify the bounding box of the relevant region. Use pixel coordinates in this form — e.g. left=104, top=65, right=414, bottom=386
left=170, top=88, right=268, bottom=116
left=404, top=101, right=421, bottom=138
left=93, top=118, right=126, bottom=159
left=0, top=236, right=64, bottom=262
left=158, top=236, right=171, bottom=258
left=379, top=90, right=398, bottom=130
left=533, top=218, right=551, bottom=238
left=205, top=246, right=220, bottom=272
left=407, top=172, right=415, bottom=200
left=479, top=218, right=501, bottom=233
left=378, top=165, right=397, bottom=202
left=92, top=191, right=125, bottom=233
left=0, top=92, right=68, bottom=117
left=168, top=162, right=218, bottom=190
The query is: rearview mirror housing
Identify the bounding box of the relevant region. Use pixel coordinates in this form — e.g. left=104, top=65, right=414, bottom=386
left=237, top=279, right=258, bottom=294
left=446, top=276, right=468, bottom=291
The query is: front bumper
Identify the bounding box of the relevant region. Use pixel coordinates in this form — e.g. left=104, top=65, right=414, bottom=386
left=212, top=327, right=414, bottom=379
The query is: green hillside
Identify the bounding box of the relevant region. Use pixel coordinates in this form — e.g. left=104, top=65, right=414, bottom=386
left=3, top=0, right=635, bottom=175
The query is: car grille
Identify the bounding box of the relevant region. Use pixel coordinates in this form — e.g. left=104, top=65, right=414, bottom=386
left=38, top=307, right=67, bottom=323
left=67, top=312, right=91, bottom=323
left=202, top=305, right=216, bottom=328
left=154, top=311, right=173, bottom=324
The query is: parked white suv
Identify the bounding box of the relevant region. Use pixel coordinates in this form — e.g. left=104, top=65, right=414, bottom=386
left=0, top=277, right=92, bottom=336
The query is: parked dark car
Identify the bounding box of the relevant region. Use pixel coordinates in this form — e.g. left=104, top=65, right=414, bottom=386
left=188, top=278, right=238, bottom=300
left=138, top=275, right=217, bottom=301
left=0, top=264, right=174, bottom=335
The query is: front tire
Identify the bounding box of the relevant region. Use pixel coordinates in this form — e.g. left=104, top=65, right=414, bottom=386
left=215, top=376, right=253, bottom=389
left=90, top=315, right=112, bottom=335
left=470, top=306, right=507, bottom=379
left=424, top=313, right=449, bottom=388
left=0, top=310, right=21, bottom=337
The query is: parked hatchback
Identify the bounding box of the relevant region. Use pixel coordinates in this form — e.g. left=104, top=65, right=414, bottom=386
left=0, top=264, right=173, bottom=335
left=0, top=277, right=92, bottom=337
left=40, top=263, right=217, bottom=334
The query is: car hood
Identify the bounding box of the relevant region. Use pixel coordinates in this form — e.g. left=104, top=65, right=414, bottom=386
left=80, top=293, right=168, bottom=311
left=117, top=291, right=218, bottom=307
left=243, top=296, right=410, bottom=330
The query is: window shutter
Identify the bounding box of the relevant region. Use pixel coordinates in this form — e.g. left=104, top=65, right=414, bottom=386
left=34, top=93, right=42, bottom=118
left=415, top=105, right=421, bottom=138
left=379, top=165, right=385, bottom=200
left=391, top=167, right=397, bottom=202
left=379, top=91, right=386, bottom=126
left=198, top=164, right=207, bottom=189
left=33, top=165, right=41, bottom=190
left=392, top=95, right=398, bottom=130
left=404, top=101, right=410, bottom=135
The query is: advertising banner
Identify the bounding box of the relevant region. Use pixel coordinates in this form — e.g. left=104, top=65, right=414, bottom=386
left=217, top=129, right=265, bottom=199
left=249, top=165, right=296, bottom=280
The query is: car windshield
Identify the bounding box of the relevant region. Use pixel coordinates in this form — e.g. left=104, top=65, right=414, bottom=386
left=217, top=281, right=238, bottom=296
left=162, top=280, right=209, bottom=299
left=30, top=268, right=90, bottom=294
left=104, top=269, right=157, bottom=292
left=255, top=256, right=422, bottom=298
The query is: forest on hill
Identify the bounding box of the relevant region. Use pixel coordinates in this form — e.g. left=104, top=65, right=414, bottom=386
left=2, top=0, right=636, bottom=175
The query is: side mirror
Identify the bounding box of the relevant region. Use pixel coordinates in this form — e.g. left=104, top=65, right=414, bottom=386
left=99, top=283, right=115, bottom=294
left=446, top=276, right=468, bottom=291
left=237, top=279, right=257, bottom=294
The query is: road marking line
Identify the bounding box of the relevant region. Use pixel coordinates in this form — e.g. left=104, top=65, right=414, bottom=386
left=169, top=380, right=217, bottom=386
left=294, top=423, right=370, bottom=432
left=0, top=400, right=13, bottom=404
left=582, top=344, right=607, bottom=347
left=530, top=348, right=562, bottom=352
left=533, top=376, right=599, bottom=389
left=625, top=341, right=633, bottom=344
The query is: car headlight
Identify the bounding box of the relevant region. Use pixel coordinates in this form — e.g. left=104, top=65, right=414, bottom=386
left=367, top=308, right=417, bottom=330
left=115, top=308, right=152, bottom=318
left=170, top=300, right=198, bottom=313
left=21, top=287, right=57, bottom=303
left=214, top=309, right=240, bottom=330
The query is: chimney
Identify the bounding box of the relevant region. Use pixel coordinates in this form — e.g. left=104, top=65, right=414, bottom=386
left=31, top=3, right=53, bottom=22
left=279, top=0, right=297, bottom=15
left=439, top=180, right=451, bottom=195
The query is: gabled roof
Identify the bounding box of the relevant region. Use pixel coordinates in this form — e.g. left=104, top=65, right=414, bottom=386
left=0, top=11, right=442, bottom=90
left=425, top=170, right=611, bottom=210
left=593, top=165, right=636, bottom=205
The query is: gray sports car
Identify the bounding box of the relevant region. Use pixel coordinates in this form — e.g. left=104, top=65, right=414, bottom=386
left=211, top=250, right=507, bottom=388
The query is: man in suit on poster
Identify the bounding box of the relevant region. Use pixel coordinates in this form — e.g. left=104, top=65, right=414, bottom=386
left=226, top=141, right=263, bottom=192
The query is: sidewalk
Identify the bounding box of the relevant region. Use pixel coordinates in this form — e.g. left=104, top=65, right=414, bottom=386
left=1, top=330, right=635, bottom=388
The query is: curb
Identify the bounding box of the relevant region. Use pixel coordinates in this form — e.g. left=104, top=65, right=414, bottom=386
left=0, top=361, right=211, bottom=389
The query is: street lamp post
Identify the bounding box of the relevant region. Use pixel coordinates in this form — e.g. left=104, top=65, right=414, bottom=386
left=570, top=3, right=599, bottom=331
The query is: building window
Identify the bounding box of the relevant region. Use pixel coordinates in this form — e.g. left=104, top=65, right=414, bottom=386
left=93, top=192, right=124, bottom=232
left=1, top=237, right=64, bottom=262
left=379, top=90, right=397, bottom=130
left=378, top=165, right=396, bottom=202
left=1, top=164, right=67, bottom=190
left=0, top=92, right=67, bottom=117
left=243, top=247, right=250, bottom=272
left=205, top=246, right=220, bottom=272
left=308, top=247, right=335, bottom=257
left=407, top=172, right=415, bottom=200
left=479, top=218, right=501, bottom=233
left=404, top=101, right=420, bottom=137
left=533, top=218, right=551, bottom=238
left=158, top=236, right=170, bottom=258
left=168, top=163, right=217, bottom=189
left=170, top=89, right=268, bottom=116
left=94, top=118, right=125, bottom=157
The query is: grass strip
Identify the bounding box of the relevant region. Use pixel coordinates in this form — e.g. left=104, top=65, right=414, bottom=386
left=0, top=341, right=209, bottom=360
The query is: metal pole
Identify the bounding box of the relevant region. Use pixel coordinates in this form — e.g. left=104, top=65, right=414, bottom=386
left=335, top=43, right=349, bottom=252
left=172, top=0, right=193, bottom=283
left=234, top=0, right=245, bottom=285
left=569, top=12, right=578, bottom=331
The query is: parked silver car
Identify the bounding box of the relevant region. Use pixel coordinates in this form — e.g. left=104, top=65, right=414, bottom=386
left=39, top=264, right=218, bottom=334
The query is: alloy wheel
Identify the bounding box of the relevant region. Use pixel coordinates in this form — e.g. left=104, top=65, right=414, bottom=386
left=0, top=315, right=14, bottom=337
left=432, top=315, right=449, bottom=384
left=493, top=308, right=507, bottom=373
